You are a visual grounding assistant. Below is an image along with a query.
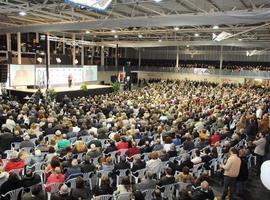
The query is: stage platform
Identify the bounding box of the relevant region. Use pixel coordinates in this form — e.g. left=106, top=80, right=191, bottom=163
left=7, top=84, right=113, bottom=102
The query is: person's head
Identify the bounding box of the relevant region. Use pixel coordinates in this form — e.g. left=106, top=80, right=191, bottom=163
left=153, top=189, right=162, bottom=198
left=48, top=146, right=55, bottom=154
left=75, top=176, right=85, bottom=189
left=151, top=151, right=159, bottom=160
left=59, top=184, right=69, bottom=195
left=54, top=167, right=62, bottom=174
left=200, top=180, right=209, bottom=192
left=24, top=135, right=30, bottom=141
left=34, top=149, right=42, bottom=157
left=204, top=147, right=210, bottom=155
left=145, top=171, right=153, bottom=180
left=71, top=159, right=78, bottom=167
left=50, top=156, right=61, bottom=169
left=238, top=149, right=246, bottom=158
left=134, top=190, right=145, bottom=200
left=121, top=176, right=131, bottom=186
left=229, top=147, right=238, bottom=156
left=165, top=167, right=173, bottom=176
left=100, top=175, right=110, bottom=186
left=165, top=136, right=172, bottom=144
left=195, top=149, right=200, bottom=157
left=182, top=166, right=190, bottom=175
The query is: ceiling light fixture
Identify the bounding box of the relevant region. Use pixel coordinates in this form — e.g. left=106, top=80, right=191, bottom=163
left=158, top=39, right=162, bottom=42
left=85, top=30, right=90, bottom=34
left=19, top=11, right=27, bottom=16
left=138, top=34, right=143, bottom=38
left=111, top=29, right=116, bottom=33
left=213, top=25, right=219, bottom=29
left=154, top=0, right=163, bottom=2
left=174, top=27, right=179, bottom=31
left=194, top=33, right=199, bottom=37
left=238, top=38, right=242, bottom=41
left=114, top=35, right=118, bottom=39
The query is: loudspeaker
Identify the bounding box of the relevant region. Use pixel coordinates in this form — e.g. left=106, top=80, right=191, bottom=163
left=111, top=75, right=117, bottom=83
left=0, top=64, right=8, bottom=83
left=130, top=72, right=138, bottom=84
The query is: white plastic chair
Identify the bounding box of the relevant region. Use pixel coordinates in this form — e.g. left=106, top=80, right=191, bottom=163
left=132, top=168, right=147, bottom=184
left=116, top=169, right=129, bottom=185
left=159, top=183, right=175, bottom=199
left=1, top=187, right=23, bottom=200
left=65, top=177, right=77, bottom=189
left=142, top=189, right=154, bottom=199
left=11, top=142, right=21, bottom=150
left=82, top=172, right=93, bottom=190
left=115, top=192, right=132, bottom=200
left=93, top=194, right=114, bottom=200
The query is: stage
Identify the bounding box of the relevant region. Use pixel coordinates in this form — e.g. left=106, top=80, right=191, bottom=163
left=7, top=84, right=113, bottom=102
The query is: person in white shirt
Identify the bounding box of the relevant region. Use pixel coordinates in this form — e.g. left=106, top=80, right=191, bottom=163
left=191, top=149, right=202, bottom=164
left=146, top=151, right=162, bottom=176
left=256, top=106, right=263, bottom=119
left=5, top=116, right=16, bottom=132
left=253, top=132, right=267, bottom=174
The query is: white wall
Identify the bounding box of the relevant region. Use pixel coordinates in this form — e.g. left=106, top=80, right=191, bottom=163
left=137, top=71, right=245, bottom=84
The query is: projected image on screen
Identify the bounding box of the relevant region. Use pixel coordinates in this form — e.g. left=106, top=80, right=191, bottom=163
left=36, top=67, right=83, bottom=86
left=10, top=64, right=35, bottom=86
left=83, top=65, right=97, bottom=81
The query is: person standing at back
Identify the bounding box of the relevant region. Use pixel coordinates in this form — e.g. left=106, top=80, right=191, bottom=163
left=221, top=147, right=241, bottom=200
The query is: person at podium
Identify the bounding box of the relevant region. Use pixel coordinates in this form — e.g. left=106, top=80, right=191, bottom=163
left=68, top=74, right=72, bottom=88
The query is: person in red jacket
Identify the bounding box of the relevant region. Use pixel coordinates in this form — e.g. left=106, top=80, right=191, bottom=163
left=5, top=151, right=25, bottom=172
left=117, top=136, right=129, bottom=150
left=46, top=167, right=65, bottom=192
left=126, top=141, right=140, bottom=160
left=211, top=132, right=221, bottom=146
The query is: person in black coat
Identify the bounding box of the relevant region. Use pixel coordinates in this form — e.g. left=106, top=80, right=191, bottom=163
left=93, top=175, right=114, bottom=196
left=236, top=149, right=248, bottom=197
left=0, top=173, right=23, bottom=200
left=131, top=156, right=146, bottom=173
left=70, top=177, right=91, bottom=200
left=157, top=167, right=175, bottom=187
left=103, top=140, right=118, bottom=154
left=22, top=168, right=41, bottom=189
left=79, top=155, right=96, bottom=173
left=0, top=132, right=14, bottom=153
left=189, top=181, right=215, bottom=200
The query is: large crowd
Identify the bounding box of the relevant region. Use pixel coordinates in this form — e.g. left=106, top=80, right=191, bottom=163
left=0, top=80, right=269, bottom=200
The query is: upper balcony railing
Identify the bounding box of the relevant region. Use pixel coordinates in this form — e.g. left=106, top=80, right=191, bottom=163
left=99, top=65, right=270, bottom=79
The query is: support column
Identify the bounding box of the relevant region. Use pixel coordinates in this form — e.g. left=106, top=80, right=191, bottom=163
left=219, top=46, right=223, bottom=70
left=6, top=33, right=11, bottom=64
left=101, top=46, right=105, bottom=67
left=176, top=46, right=179, bottom=68
left=138, top=48, right=141, bottom=68
left=6, top=33, right=11, bottom=52
left=45, top=32, right=50, bottom=89
left=35, top=33, right=39, bottom=43
left=72, top=34, right=76, bottom=65
left=63, top=34, right=65, bottom=55
left=91, top=47, right=94, bottom=65
left=115, top=44, right=118, bottom=70
left=81, top=35, right=84, bottom=66
left=17, top=32, right=21, bottom=64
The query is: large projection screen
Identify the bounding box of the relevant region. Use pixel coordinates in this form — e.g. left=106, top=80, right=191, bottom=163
left=10, top=64, right=35, bottom=86
left=36, top=67, right=83, bottom=86
left=83, top=65, right=98, bottom=82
